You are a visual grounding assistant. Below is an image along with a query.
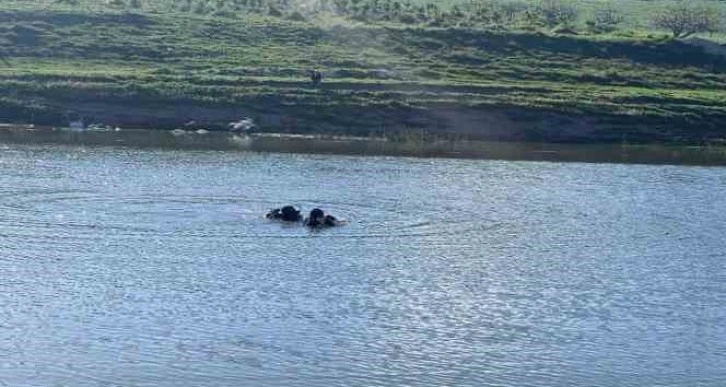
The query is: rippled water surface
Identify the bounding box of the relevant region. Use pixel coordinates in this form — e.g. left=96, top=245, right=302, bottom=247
left=1, top=144, right=725, bottom=386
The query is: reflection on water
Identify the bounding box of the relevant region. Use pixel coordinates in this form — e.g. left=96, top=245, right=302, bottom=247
left=1, top=143, right=725, bottom=386
left=2, top=126, right=726, bottom=165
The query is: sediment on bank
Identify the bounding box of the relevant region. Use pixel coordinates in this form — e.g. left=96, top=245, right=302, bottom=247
left=2, top=97, right=725, bottom=144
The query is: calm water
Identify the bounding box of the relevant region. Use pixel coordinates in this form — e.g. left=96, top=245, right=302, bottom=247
left=1, top=143, right=725, bottom=387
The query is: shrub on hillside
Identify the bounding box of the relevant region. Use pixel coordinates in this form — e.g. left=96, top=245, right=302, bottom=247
left=586, top=5, right=624, bottom=33
left=286, top=10, right=307, bottom=21
left=529, top=0, right=579, bottom=28
left=268, top=4, right=284, bottom=16
left=498, top=1, right=529, bottom=24
left=652, top=4, right=718, bottom=38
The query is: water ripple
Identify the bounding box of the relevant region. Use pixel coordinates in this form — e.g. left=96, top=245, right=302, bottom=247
left=1, top=144, right=725, bottom=386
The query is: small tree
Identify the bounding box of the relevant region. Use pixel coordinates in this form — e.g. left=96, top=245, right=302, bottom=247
left=652, top=4, right=718, bottom=38
left=498, top=1, right=529, bottom=24
left=268, top=4, right=283, bottom=16
left=532, top=0, right=579, bottom=28
left=286, top=10, right=307, bottom=21
left=586, top=5, right=624, bottom=33
left=331, top=0, right=348, bottom=13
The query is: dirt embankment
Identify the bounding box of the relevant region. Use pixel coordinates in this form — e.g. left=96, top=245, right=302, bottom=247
left=13, top=100, right=719, bottom=144
left=2, top=96, right=724, bottom=144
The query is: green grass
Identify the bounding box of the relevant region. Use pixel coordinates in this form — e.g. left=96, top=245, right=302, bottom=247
left=1, top=0, right=726, bottom=143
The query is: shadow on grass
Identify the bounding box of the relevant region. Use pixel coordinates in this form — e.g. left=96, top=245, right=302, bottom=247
left=391, top=27, right=726, bottom=72
left=0, top=10, right=151, bottom=27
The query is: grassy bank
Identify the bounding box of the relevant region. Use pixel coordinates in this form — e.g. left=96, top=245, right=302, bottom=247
left=1, top=0, right=726, bottom=143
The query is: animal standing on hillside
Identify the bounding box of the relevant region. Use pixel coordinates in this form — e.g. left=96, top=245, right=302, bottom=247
left=310, top=69, right=322, bottom=87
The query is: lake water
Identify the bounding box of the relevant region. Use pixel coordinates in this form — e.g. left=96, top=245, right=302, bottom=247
left=1, top=143, right=725, bottom=386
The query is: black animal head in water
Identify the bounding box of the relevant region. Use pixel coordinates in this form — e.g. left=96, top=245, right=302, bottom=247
left=266, top=205, right=301, bottom=221
left=305, top=208, right=330, bottom=227
left=281, top=205, right=302, bottom=221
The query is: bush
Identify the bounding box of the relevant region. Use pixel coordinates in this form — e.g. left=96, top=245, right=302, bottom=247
left=498, top=1, right=529, bottom=24
left=652, top=4, right=718, bottom=38
left=587, top=5, right=624, bottom=33
left=268, top=5, right=283, bottom=17
left=531, top=0, right=579, bottom=28
left=398, top=13, right=417, bottom=24
left=286, top=10, right=307, bottom=21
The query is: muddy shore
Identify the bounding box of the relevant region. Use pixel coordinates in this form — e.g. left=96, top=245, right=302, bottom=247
left=4, top=101, right=724, bottom=146
left=3, top=125, right=726, bottom=166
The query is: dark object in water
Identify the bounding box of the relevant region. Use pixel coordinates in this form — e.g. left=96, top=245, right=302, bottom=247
left=304, top=208, right=340, bottom=227
left=266, top=205, right=302, bottom=222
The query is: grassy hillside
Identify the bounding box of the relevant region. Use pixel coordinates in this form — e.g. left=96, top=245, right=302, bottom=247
left=1, top=0, right=726, bottom=143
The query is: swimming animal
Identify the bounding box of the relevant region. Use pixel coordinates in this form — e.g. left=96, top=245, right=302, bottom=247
left=304, top=208, right=341, bottom=227
left=266, top=205, right=302, bottom=222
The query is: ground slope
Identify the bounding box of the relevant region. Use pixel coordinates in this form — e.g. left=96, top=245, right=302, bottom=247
left=1, top=8, right=726, bottom=143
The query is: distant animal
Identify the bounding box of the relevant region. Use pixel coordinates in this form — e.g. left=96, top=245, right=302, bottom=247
left=304, top=208, right=341, bottom=227
left=266, top=205, right=303, bottom=222
left=309, top=69, right=322, bottom=87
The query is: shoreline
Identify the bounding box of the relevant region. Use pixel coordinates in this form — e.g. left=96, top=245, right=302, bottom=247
left=2, top=125, right=726, bottom=166
left=3, top=99, right=725, bottom=146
